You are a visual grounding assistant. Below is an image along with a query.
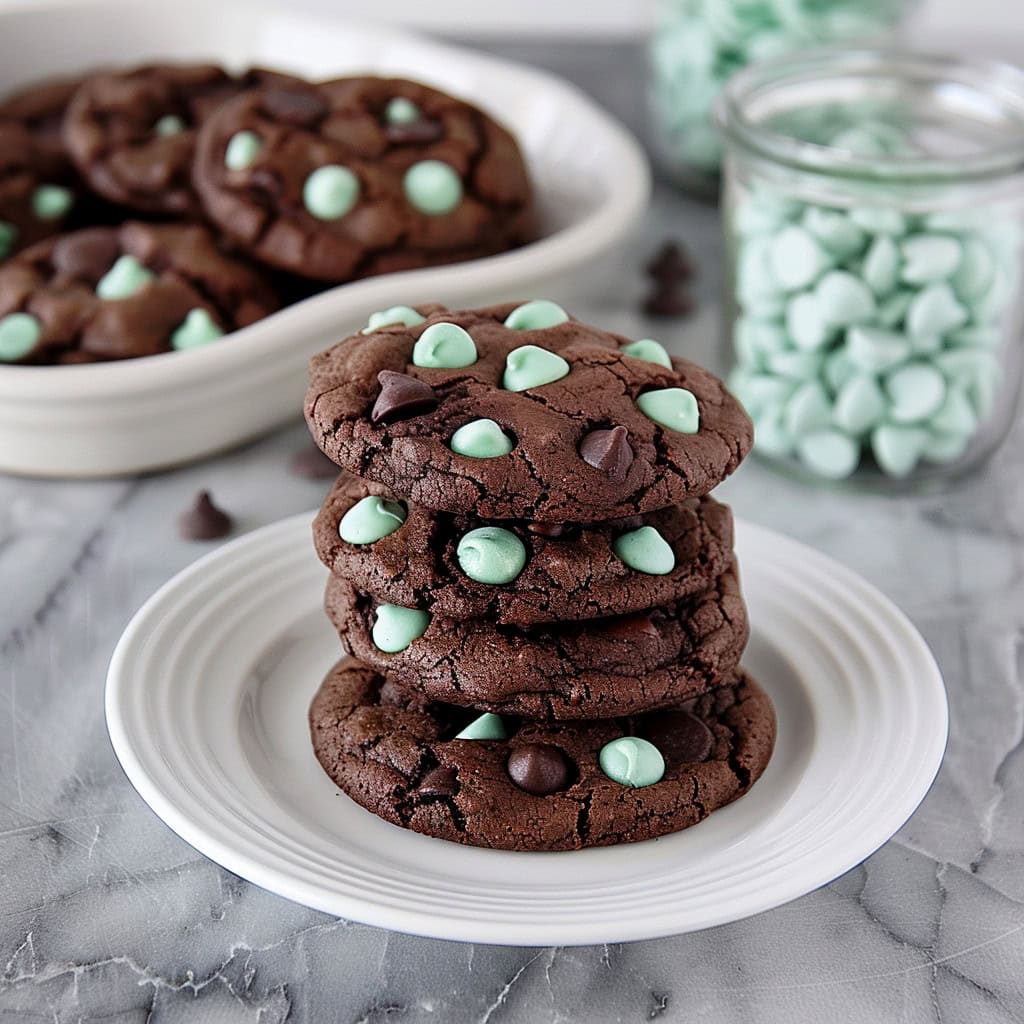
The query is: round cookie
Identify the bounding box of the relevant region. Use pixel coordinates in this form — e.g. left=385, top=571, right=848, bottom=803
left=62, top=64, right=289, bottom=217
left=313, top=472, right=735, bottom=627
left=193, top=76, right=535, bottom=281
left=0, top=75, right=87, bottom=261
left=0, top=221, right=277, bottom=364
left=309, top=657, right=775, bottom=851
left=324, top=560, right=748, bottom=719
left=306, top=302, right=754, bottom=521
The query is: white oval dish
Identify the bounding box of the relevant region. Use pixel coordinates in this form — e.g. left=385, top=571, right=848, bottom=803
left=0, top=1, right=650, bottom=478
left=106, top=514, right=948, bottom=946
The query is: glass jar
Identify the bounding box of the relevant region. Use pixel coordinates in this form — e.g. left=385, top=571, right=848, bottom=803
left=716, top=48, right=1024, bottom=487
left=648, top=0, right=904, bottom=193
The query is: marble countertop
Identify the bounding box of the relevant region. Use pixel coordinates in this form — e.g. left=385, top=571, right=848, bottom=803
left=3, top=40, right=1024, bottom=1024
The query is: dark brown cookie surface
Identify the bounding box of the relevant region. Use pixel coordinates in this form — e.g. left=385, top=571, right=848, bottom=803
left=314, top=472, right=735, bottom=627
left=309, top=657, right=775, bottom=851
left=306, top=303, right=753, bottom=522
left=62, top=64, right=284, bottom=217
left=0, top=115, right=79, bottom=261
left=0, top=221, right=277, bottom=364
left=324, top=559, right=748, bottom=719
left=193, top=76, right=535, bottom=281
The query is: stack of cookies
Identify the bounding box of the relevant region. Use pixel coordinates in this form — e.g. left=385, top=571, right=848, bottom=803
left=305, top=301, right=776, bottom=851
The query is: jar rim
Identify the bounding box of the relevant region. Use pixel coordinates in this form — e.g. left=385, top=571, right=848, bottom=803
left=716, top=47, right=1024, bottom=183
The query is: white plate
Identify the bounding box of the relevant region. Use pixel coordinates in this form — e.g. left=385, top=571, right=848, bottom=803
left=106, top=513, right=947, bottom=946
left=0, top=1, right=649, bottom=478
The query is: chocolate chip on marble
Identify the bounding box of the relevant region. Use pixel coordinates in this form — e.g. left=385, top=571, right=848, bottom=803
left=418, top=765, right=458, bottom=798
left=261, top=87, right=327, bottom=126
left=579, top=425, right=634, bottom=481
left=507, top=743, right=573, bottom=796
left=643, top=709, right=713, bottom=765
left=289, top=443, right=339, bottom=480
left=370, top=370, right=438, bottom=423
left=177, top=490, right=233, bottom=541
left=386, top=119, right=444, bottom=145
left=646, top=240, right=695, bottom=282
left=643, top=283, right=695, bottom=318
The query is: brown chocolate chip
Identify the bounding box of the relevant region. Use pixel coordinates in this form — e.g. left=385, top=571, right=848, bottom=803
left=579, top=425, right=634, bottom=482
left=643, top=284, right=695, bottom=318
left=371, top=370, right=438, bottom=423
left=602, top=612, right=659, bottom=640
left=419, top=765, right=458, bottom=798
left=643, top=709, right=713, bottom=765
left=386, top=120, right=444, bottom=145
left=177, top=490, right=233, bottom=541
left=507, top=744, right=573, bottom=796
left=261, top=87, right=327, bottom=126
left=527, top=522, right=567, bottom=538
left=646, top=241, right=694, bottom=282
left=289, top=443, right=339, bottom=480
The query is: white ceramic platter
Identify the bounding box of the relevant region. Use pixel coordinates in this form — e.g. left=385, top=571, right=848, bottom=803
left=0, top=0, right=649, bottom=477
left=106, top=514, right=948, bottom=946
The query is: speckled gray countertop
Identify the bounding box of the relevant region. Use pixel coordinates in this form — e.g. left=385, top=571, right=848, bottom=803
left=2, top=40, right=1024, bottom=1024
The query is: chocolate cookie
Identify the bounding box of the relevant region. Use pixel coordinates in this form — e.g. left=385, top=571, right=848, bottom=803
left=324, top=559, right=748, bottom=719
left=306, top=302, right=753, bottom=522
left=0, top=76, right=85, bottom=261
left=0, top=221, right=277, bottom=364
left=193, top=76, right=535, bottom=281
left=62, top=64, right=287, bottom=217
left=314, top=472, right=734, bottom=627
left=309, top=657, right=775, bottom=850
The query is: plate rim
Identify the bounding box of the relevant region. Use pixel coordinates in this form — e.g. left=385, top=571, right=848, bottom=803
left=105, top=512, right=949, bottom=945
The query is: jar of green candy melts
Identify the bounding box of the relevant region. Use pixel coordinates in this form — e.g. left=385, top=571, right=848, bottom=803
left=649, top=0, right=903, bottom=191
left=717, top=49, right=1024, bottom=485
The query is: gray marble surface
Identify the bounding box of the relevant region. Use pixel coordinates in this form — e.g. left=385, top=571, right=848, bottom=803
left=3, top=39, right=1024, bottom=1024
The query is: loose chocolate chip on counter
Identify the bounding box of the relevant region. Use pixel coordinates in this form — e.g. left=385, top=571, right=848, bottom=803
left=289, top=443, right=339, bottom=480
left=370, top=370, right=439, bottom=423
left=643, top=286, right=695, bottom=318
left=177, top=490, right=233, bottom=541
left=643, top=708, right=713, bottom=765
left=507, top=743, right=573, bottom=796
left=418, top=765, right=458, bottom=798
left=646, top=240, right=695, bottom=282
left=579, top=425, right=634, bottom=481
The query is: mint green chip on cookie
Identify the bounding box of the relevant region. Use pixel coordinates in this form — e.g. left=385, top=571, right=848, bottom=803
left=613, top=525, right=675, bottom=576
left=412, top=322, right=478, bottom=368
left=371, top=603, right=430, bottom=653
left=154, top=114, right=185, bottom=136
left=0, top=312, right=41, bottom=362
left=636, top=387, right=699, bottom=433
left=31, top=185, right=73, bottom=221
left=361, top=306, right=426, bottom=334
left=403, top=160, right=462, bottom=215
left=224, top=130, right=262, bottom=170
left=502, top=344, right=570, bottom=391
left=504, top=300, right=569, bottom=331
left=456, top=713, right=507, bottom=741
left=339, top=496, right=407, bottom=544
left=457, top=526, right=527, bottom=584
left=0, top=221, right=16, bottom=259
left=96, top=255, right=154, bottom=300
left=622, top=338, right=672, bottom=368
left=170, top=308, right=223, bottom=350
left=385, top=96, right=421, bottom=125
left=599, top=737, right=664, bottom=788
left=303, top=165, right=360, bottom=220
left=449, top=418, right=514, bottom=458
